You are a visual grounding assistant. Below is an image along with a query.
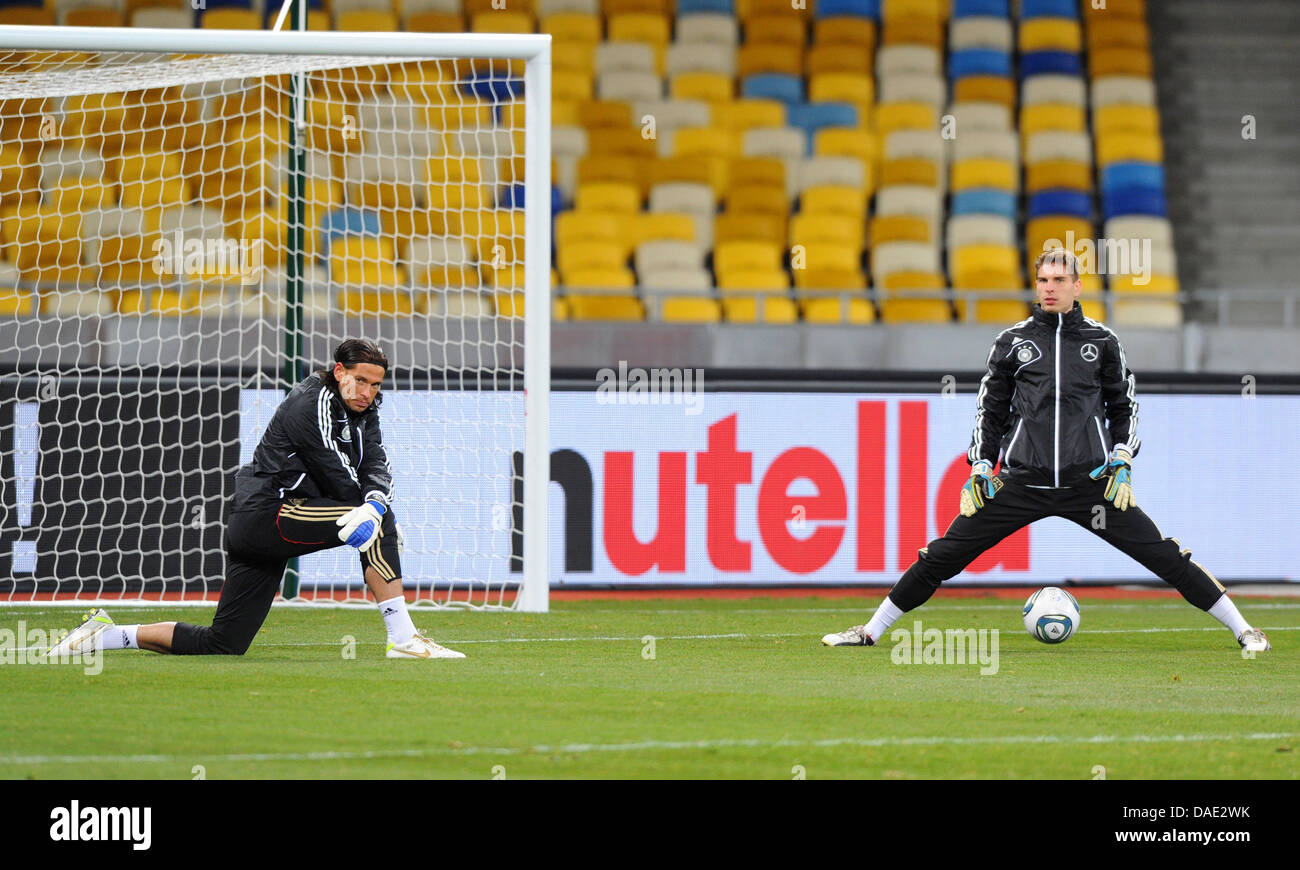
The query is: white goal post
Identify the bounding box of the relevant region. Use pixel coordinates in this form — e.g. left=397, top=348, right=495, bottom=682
left=0, top=26, right=551, bottom=612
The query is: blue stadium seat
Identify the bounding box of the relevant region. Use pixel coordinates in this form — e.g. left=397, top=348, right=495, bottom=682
left=951, top=190, right=1017, bottom=220
left=814, top=0, right=881, bottom=19
left=499, top=184, right=565, bottom=215
left=1103, top=188, right=1168, bottom=220
left=1027, top=189, right=1092, bottom=219
left=1021, top=0, right=1079, bottom=19
left=951, top=0, right=1009, bottom=16
left=1019, top=51, right=1084, bottom=79
left=678, top=0, right=734, bottom=13
left=949, top=49, right=1013, bottom=81
left=319, top=208, right=381, bottom=252
left=204, top=0, right=255, bottom=8
left=1101, top=162, right=1165, bottom=195
left=743, top=73, right=804, bottom=104
left=465, top=73, right=524, bottom=103
left=788, top=102, right=858, bottom=149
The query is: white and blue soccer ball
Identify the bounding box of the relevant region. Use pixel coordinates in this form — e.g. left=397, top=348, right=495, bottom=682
left=1023, top=587, right=1080, bottom=644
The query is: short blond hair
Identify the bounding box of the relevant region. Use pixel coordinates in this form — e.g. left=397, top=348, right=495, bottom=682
left=1034, top=248, right=1080, bottom=282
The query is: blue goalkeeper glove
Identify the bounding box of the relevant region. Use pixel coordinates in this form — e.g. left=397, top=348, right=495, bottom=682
left=336, top=501, right=386, bottom=552
left=959, top=459, right=1003, bottom=517
left=1089, top=447, right=1134, bottom=511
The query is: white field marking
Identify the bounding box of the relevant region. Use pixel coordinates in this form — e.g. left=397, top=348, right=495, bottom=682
left=4, top=731, right=1298, bottom=767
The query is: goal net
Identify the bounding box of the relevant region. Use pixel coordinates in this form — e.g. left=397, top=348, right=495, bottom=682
left=0, top=26, right=551, bottom=611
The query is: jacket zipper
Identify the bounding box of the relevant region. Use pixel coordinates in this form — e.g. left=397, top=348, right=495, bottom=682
left=1092, top=415, right=1107, bottom=465
left=1054, top=313, right=1062, bottom=487
left=1006, top=419, right=1024, bottom=467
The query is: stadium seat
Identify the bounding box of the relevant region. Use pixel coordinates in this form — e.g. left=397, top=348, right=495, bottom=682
left=715, top=212, right=786, bottom=247
left=1101, top=162, right=1164, bottom=196
left=670, top=72, right=734, bottom=102
left=870, top=214, right=930, bottom=247
left=715, top=240, right=783, bottom=275
left=815, top=0, right=880, bottom=17
left=1026, top=189, right=1092, bottom=220
left=799, top=295, right=876, bottom=324
left=880, top=157, right=938, bottom=188
left=1020, top=18, right=1082, bottom=53
left=951, top=0, right=1007, bottom=15
left=1022, top=74, right=1087, bottom=107
left=877, top=270, right=952, bottom=323
left=1103, top=188, right=1167, bottom=220
left=877, top=45, right=941, bottom=78
left=676, top=11, right=739, bottom=44
left=952, top=75, right=1016, bottom=109
left=1096, top=132, right=1164, bottom=166
left=720, top=293, right=798, bottom=323
left=1092, top=76, right=1157, bottom=108
left=806, top=45, right=872, bottom=76
left=949, top=17, right=1012, bottom=53
left=1025, top=131, right=1092, bottom=164
left=1090, top=48, right=1153, bottom=79
left=791, top=212, right=865, bottom=251
left=949, top=189, right=1016, bottom=220
left=678, top=0, right=735, bottom=14
left=575, top=180, right=641, bottom=212
left=660, top=295, right=723, bottom=322
left=596, top=42, right=658, bottom=77
left=1025, top=159, right=1092, bottom=194
left=951, top=157, right=1017, bottom=193
left=667, top=43, right=737, bottom=77
left=952, top=130, right=1019, bottom=164
left=642, top=268, right=714, bottom=292
left=790, top=102, right=859, bottom=147
left=742, top=127, right=807, bottom=159
left=1020, top=103, right=1087, bottom=145
left=948, top=48, right=1013, bottom=81
left=947, top=214, right=1015, bottom=250
left=541, top=11, right=602, bottom=40
left=742, top=73, right=805, bottom=104
left=947, top=101, right=1012, bottom=133
left=812, top=16, right=878, bottom=48
left=565, top=293, right=646, bottom=319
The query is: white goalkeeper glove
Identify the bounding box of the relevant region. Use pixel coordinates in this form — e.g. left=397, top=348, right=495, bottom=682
left=336, top=501, right=385, bottom=552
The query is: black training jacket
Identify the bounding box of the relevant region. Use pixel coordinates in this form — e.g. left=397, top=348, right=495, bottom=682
left=967, top=301, right=1141, bottom=488
left=231, top=374, right=394, bottom=513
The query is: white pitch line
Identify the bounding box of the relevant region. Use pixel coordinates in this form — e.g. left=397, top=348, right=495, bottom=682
left=3, top=731, right=1297, bottom=767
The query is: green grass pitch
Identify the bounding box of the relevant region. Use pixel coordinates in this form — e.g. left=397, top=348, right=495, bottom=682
left=1, top=595, right=1296, bottom=779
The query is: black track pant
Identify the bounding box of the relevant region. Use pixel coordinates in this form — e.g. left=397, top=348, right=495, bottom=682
left=171, top=499, right=402, bottom=655
left=889, top=477, right=1225, bottom=613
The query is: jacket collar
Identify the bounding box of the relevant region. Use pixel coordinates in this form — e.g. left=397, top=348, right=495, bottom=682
left=1031, top=301, right=1084, bottom=331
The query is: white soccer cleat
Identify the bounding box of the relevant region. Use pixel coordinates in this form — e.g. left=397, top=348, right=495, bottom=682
left=1238, top=628, right=1271, bottom=653
left=821, top=625, right=875, bottom=647
left=385, top=631, right=465, bottom=660
left=46, top=608, right=114, bottom=657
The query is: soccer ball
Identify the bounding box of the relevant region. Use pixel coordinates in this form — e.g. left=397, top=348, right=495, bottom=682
left=1023, top=587, right=1080, bottom=644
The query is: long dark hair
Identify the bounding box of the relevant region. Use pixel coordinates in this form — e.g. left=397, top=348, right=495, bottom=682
left=316, top=338, right=390, bottom=408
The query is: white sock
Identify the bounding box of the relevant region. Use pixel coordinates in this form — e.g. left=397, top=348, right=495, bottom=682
left=863, top=597, right=906, bottom=643
left=378, top=596, right=416, bottom=644
left=1206, top=594, right=1251, bottom=638
left=98, top=625, right=139, bottom=650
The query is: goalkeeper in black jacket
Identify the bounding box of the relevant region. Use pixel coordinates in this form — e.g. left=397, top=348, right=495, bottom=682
left=49, top=339, right=464, bottom=660
left=822, top=250, right=1270, bottom=654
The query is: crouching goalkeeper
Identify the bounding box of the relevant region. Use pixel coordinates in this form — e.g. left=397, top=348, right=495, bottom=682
left=49, top=338, right=464, bottom=660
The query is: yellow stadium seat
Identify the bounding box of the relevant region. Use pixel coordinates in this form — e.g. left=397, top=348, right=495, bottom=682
left=0, top=289, right=35, bottom=317
left=882, top=16, right=943, bottom=48
left=747, top=16, right=807, bottom=47
left=608, top=13, right=670, bottom=45
left=1020, top=103, right=1087, bottom=145
left=799, top=296, right=876, bottom=324
left=791, top=242, right=860, bottom=275
left=721, top=294, right=798, bottom=323
left=878, top=271, right=952, bottom=323
left=715, top=213, right=786, bottom=247
left=790, top=213, right=865, bottom=251
left=874, top=101, right=937, bottom=137
left=812, top=17, right=877, bottom=48
left=558, top=241, right=629, bottom=278
left=952, top=244, right=1018, bottom=284
left=1095, top=105, right=1160, bottom=137
left=587, top=127, right=657, bottom=159
left=407, top=12, right=467, bottom=32
left=1084, top=0, right=1145, bottom=16
left=1090, top=48, right=1153, bottom=78
left=541, top=12, right=601, bottom=42
left=646, top=156, right=715, bottom=191
left=729, top=156, right=786, bottom=192
left=670, top=72, right=734, bottom=103
left=578, top=155, right=641, bottom=190
left=48, top=179, right=117, bottom=213
left=578, top=99, right=633, bottom=128
left=565, top=292, right=645, bottom=319
left=119, top=176, right=191, bottom=209
left=952, top=76, right=1015, bottom=110
left=951, top=158, right=1017, bottom=193
left=202, top=8, right=259, bottom=28
left=1087, top=17, right=1149, bottom=51
left=800, top=184, right=867, bottom=217
left=636, top=212, right=698, bottom=245
left=336, top=288, right=415, bottom=316
left=1019, top=18, right=1082, bottom=53
left=714, top=100, right=786, bottom=132
left=725, top=184, right=787, bottom=217
left=881, top=0, right=944, bottom=18
left=814, top=127, right=878, bottom=166
left=1096, top=132, right=1163, bottom=166
left=743, top=0, right=811, bottom=17
left=953, top=292, right=1031, bottom=324
left=661, top=296, right=722, bottom=323
left=329, top=237, right=405, bottom=288
left=337, top=10, right=400, bottom=31
left=1025, top=217, right=1094, bottom=259
left=738, top=43, right=804, bottom=78
left=805, top=45, right=872, bottom=76
left=1025, top=159, right=1093, bottom=193
left=1111, top=274, right=1179, bottom=294
left=793, top=267, right=867, bottom=289
left=809, top=73, right=875, bottom=121
left=575, top=181, right=641, bottom=212
left=556, top=211, right=625, bottom=250
left=869, top=215, right=930, bottom=247
left=465, top=0, right=535, bottom=12
left=554, top=70, right=595, bottom=102
left=1079, top=294, right=1106, bottom=322
left=65, top=7, right=124, bottom=26
left=552, top=39, right=596, bottom=76
left=715, top=240, right=783, bottom=275
left=0, top=7, right=53, bottom=24
left=605, top=0, right=673, bottom=15
left=470, top=11, right=534, bottom=33
left=880, top=157, right=939, bottom=188
left=673, top=126, right=741, bottom=167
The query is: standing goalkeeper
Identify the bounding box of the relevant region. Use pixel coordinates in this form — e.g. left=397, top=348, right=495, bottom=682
left=50, top=338, right=464, bottom=660
left=823, top=250, right=1270, bottom=653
